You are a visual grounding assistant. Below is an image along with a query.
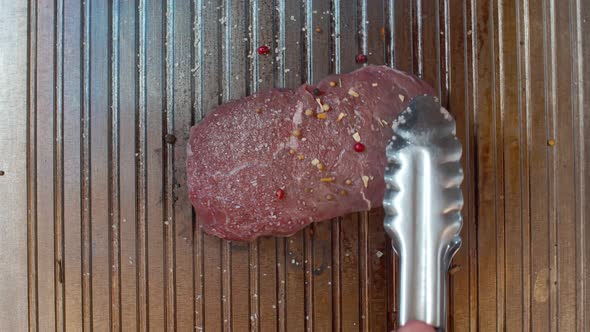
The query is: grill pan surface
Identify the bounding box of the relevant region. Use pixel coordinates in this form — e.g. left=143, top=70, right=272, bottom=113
left=1, top=0, right=589, bottom=331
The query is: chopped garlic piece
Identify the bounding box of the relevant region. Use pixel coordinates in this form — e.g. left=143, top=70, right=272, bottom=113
left=311, top=158, right=320, bottom=166
left=398, top=94, right=405, bottom=102
left=337, top=113, right=347, bottom=122
left=352, top=132, right=361, bottom=142
left=322, top=103, right=330, bottom=111
left=371, top=83, right=378, bottom=87
left=305, top=109, right=314, bottom=116
left=316, top=113, right=327, bottom=120
left=348, top=88, right=359, bottom=98
left=361, top=175, right=369, bottom=188
left=329, top=81, right=337, bottom=87
left=320, top=177, right=335, bottom=183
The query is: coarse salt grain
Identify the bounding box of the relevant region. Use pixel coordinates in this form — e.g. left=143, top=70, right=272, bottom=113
left=352, top=132, right=361, bottom=142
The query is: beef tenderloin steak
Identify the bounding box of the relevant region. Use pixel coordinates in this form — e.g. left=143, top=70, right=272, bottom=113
left=187, top=65, right=434, bottom=241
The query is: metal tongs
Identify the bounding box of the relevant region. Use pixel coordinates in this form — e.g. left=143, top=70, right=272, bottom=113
left=384, top=95, right=464, bottom=331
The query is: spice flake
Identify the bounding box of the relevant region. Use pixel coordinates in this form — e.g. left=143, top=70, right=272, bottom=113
left=348, top=88, right=359, bottom=98
left=361, top=175, right=369, bottom=188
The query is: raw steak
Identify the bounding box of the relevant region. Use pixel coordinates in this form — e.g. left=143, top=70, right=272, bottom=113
left=187, top=65, right=434, bottom=241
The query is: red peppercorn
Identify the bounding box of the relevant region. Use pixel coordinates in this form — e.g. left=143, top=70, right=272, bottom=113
left=355, top=53, right=367, bottom=64
left=276, top=188, right=285, bottom=200
left=257, top=45, right=270, bottom=55
left=353, top=142, right=365, bottom=152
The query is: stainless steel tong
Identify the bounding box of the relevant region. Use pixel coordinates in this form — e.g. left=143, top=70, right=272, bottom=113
left=383, top=95, right=464, bottom=331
